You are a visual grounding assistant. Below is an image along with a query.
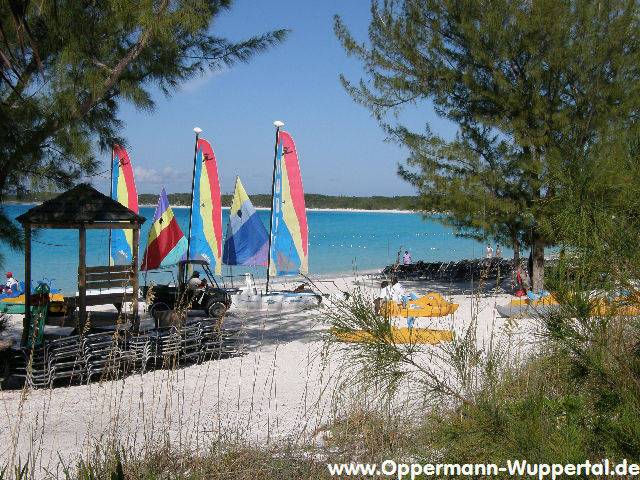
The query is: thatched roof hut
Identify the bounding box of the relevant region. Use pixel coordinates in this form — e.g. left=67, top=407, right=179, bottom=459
left=16, top=184, right=146, bottom=345
left=16, top=183, right=145, bottom=226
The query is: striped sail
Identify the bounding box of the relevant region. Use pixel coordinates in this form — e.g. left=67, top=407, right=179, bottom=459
left=188, top=138, right=223, bottom=274
left=222, top=177, right=269, bottom=266
left=141, top=188, right=187, bottom=271
left=269, top=131, right=308, bottom=276
left=110, top=145, right=138, bottom=265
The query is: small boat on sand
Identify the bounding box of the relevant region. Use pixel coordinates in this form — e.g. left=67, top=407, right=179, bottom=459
left=333, top=326, right=452, bottom=344
left=588, top=295, right=640, bottom=316
left=496, top=291, right=640, bottom=318
left=495, top=292, right=559, bottom=318
left=380, top=292, right=458, bottom=318
left=226, top=123, right=321, bottom=312
left=0, top=282, right=65, bottom=314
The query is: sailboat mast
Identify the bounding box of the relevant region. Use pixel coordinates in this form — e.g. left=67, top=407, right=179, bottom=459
left=187, top=127, right=202, bottom=260
left=266, top=120, right=283, bottom=293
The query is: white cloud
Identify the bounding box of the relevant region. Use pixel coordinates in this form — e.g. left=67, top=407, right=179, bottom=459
left=132, top=166, right=192, bottom=192
left=182, top=68, right=228, bottom=93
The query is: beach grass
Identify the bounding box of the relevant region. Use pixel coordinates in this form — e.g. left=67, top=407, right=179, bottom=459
left=1, top=265, right=640, bottom=478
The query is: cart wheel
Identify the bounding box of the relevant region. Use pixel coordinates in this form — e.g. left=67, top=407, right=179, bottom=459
left=150, top=302, right=170, bottom=318
left=206, top=301, right=226, bottom=318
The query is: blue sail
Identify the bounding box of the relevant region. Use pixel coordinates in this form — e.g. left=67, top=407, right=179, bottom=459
left=223, top=177, right=268, bottom=266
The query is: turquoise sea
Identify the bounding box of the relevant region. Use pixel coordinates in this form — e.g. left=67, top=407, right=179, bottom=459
left=1, top=203, right=502, bottom=294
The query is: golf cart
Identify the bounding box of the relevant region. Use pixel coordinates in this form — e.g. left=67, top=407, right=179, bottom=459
left=143, top=260, right=233, bottom=318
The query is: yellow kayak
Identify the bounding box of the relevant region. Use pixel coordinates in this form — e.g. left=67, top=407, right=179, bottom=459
left=381, top=292, right=459, bottom=318
left=497, top=292, right=640, bottom=317
left=590, top=296, right=640, bottom=316
left=333, top=326, right=453, bottom=344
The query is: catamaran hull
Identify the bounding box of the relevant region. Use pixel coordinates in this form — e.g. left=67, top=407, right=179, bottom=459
left=495, top=303, right=561, bottom=318
left=230, top=291, right=321, bottom=312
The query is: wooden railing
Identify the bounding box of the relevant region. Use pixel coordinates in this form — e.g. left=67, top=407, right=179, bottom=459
left=81, top=265, right=137, bottom=306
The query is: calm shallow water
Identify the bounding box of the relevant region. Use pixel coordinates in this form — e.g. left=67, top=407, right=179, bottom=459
left=1, top=204, right=499, bottom=294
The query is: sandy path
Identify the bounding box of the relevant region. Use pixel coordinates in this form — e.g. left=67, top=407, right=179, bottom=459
left=0, top=273, right=535, bottom=477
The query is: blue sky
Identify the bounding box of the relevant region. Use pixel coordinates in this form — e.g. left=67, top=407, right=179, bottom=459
left=90, top=1, right=452, bottom=197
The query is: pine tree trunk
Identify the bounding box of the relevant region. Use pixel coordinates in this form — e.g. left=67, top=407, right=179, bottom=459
left=512, top=238, right=521, bottom=289
left=531, top=235, right=545, bottom=291
left=512, top=238, right=520, bottom=272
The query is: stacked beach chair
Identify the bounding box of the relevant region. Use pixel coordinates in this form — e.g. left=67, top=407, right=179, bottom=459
left=120, top=334, right=152, bottom=373
left=83, top=332, right=123, bottom=381
left=47, top=336, right=85, bottom=384
left=7, top=317, right=244, bottom=389
left=147, top=327, right=183, bottom=367
left=19, top=336, right=85, bottom=388
left=200, top=322, right=240, bottom=360
left=178, top=320, right=203, bottom=363
left=384, top=258, right=515, bottom=284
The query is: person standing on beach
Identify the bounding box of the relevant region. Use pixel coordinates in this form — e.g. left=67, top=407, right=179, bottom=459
left=1, top=272, right=19, bottom=294
left=374, top=280, right=393, bottom=313
left=486, top=244, right=493, bottom=259
left=390, top=278, right=408, bottom=304
left=390, top=278, right=419, bottom=329
left=378, top=281, right=392, bottom=301
left=496, top=245, right=502, bottom=258
left=403, top=250, right=412, bottom=265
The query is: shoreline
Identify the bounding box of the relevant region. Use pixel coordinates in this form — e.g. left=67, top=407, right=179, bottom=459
left=2, top=201, right=422, bottom=215
left=139, top=204, right=420, bottom=214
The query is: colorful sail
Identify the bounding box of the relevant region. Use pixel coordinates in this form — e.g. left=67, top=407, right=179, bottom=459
left=141, top=188, right=188, bottom=271
left=223, top=177, right=269, bottom=266
left=188, top=138, right=223, bottom=274
left=110, top=145, right=139, bottom=265
left=269, top=131, right=308, bottom=276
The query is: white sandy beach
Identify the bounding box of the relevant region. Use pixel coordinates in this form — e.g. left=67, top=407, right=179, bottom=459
left=0, top=272, right=537, bottom=477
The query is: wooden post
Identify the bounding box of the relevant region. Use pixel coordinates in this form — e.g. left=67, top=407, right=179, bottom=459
left=21, top=226, right=32, bottom=347
left=78, top=224, right=87, bottom=333
left=132, top=224, right=140, bottom=333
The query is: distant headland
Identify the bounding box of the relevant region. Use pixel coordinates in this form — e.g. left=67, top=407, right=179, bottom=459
left=4, top=192, right=422, bottom=211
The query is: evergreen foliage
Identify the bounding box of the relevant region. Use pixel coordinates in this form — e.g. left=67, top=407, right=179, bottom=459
left=334, top=0, right=640, bottom=290
left=0, top=0, right=288, bottom=261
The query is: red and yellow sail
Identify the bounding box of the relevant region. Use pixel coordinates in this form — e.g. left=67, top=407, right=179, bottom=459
left=269, top=131, right=308, bottom=276
left=188, top=138, right=223, bottom=274
left=110, top=145, right=138, bottom=265
left=141, top=188, right=187, bottom=271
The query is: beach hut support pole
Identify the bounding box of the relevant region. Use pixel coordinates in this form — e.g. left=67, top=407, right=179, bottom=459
left=78, top=224, right=87, bottom=333
left=132, top=226, right=140, bottom=333
left=21, top=226, right=32, bottom=347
